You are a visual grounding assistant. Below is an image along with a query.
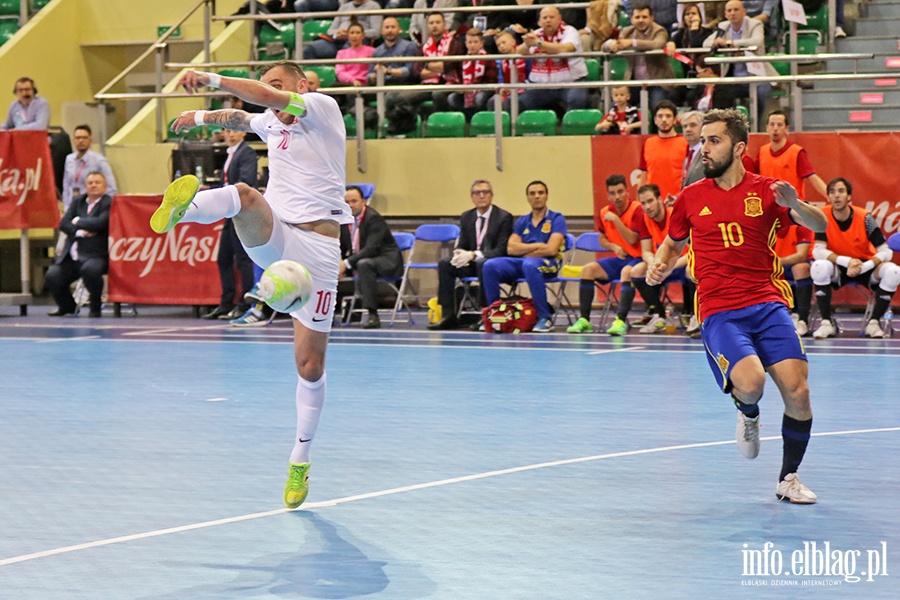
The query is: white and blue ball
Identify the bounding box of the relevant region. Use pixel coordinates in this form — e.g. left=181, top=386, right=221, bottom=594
left=258, top=260, right=314, bottom=313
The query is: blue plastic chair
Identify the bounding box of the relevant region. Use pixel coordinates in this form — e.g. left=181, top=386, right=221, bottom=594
left=393, top=224, right=461, bottom=325
left=342, top=232, right=415, bottom=327
left=554, top=232, right=622, bottom=329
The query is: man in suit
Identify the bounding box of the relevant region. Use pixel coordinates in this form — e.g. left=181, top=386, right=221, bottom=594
left=205, top=129, right=260, bottom=320
left=429, top=179, right=514, bottom=330
left=45, top=171, right=112, bottom=318
left=339, top=185, right=403, bottom=329
left=681, top=111, right=705, bottom=188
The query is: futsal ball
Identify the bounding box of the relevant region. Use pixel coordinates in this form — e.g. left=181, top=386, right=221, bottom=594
left=258, top=260, right=314, bottom=313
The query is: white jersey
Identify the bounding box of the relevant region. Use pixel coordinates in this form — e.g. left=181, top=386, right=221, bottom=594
left=250, top=93, right=352, bottom=226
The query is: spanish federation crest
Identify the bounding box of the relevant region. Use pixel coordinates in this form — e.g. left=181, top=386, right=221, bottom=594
left=744, top=194, right=763, bottom=217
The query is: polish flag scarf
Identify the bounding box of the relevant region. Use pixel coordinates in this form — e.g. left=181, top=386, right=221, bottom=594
left=422, top=31, right=454, bottom=84
left=462, top=49, right=488, bottom=107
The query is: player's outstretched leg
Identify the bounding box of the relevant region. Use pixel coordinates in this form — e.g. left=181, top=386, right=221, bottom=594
left=150, top=174, right=200, bottom=233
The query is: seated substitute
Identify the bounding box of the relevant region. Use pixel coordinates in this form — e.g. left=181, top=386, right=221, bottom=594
left=567, top=174, right=642, bottom=335
left=810, top=177, right=900, bottom=339
left=774, top=223, right=814, bottom=337
left=429, top=179, right=514, bottom=330
left=339, top=185, right=404, bottom=329
left=45, top=171, right=112, bottom=318
left=482, top=181, right=568, bottom=333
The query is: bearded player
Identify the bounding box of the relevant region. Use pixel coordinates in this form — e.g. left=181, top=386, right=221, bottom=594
left=150, top=61, right=351, bottom=509
left=648, top=109, right=828, bottom=503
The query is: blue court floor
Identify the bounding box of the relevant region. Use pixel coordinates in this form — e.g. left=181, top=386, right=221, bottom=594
left=1, top=309, right=898, bottom=599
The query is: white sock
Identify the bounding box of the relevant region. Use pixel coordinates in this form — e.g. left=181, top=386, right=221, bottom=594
left=290, top=373, right=326, bottom=464
left=182, top=185, right=241, bottom=224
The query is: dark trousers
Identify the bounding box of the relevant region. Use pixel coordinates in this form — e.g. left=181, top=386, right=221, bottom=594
left=353, top=254, right=404, bottom=311
left=217, top=219, right=255, bottom=309
left=45, top=255, right=108, bottom=313
left=437, top=257, right=487, bottom=318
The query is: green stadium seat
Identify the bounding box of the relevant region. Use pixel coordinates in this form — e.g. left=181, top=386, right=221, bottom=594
left=0, top=1, right=18, bottom=16
left=618, top=11, right=630, bottom=29
left=306, top=65, right=336, bottom=88
left=31, top=0, right=52, bottom=10
left=343, top=114, right=376, bottom=139
left=668, top=56, right=684, bottom=78
left=609, top=56, right=628, bottom=81
left=259, top=24, right=282, bottom=47
left=516, top=110, right=557, bottom=136
left=804, top=5, right=829, bottom=35
left=219, top=69, right=250, bottom=79
left=585, top=58, right=600, bottom=82
left=257, top=48, right=288, bottom=61
left=303, top=20, right=332, bottom=42
left=735, top=104, right=750, bottom=123
left=770, top=59, right=790, bottom=77
left=0, top=20, right=18, bottom=46
left=469, top=111, right=511, bottom=137
left=561, top=109, right=603, bottom=135
left=279, top=22, right=297, bottom=50
left=797, top=32, right=820, bottom=55
left=425, top=111, right=466, bottom=138
left=396, top=17, right=411, bottom=38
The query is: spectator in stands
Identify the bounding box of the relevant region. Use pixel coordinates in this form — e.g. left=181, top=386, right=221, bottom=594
left=756, top=109, right=827, bottom=201
left=703, top=0, right=776, bottom=121
left=666, top=3, right=713, bottom=78
left=397, top=12, right=464, bottom=115
left=566, top=174, right=642, bottom=335
left=834, top=0, right=847, bottom=38
left=61, top=125, right=118, bottom=209
left=205, top=129, right=259, bottom=321
left=336, top=23, right=376, bottom=87
left=293, top=0, right=340, bottom=16
left=595, top=85, right=642, bottom=134
left=508, top=6, right=588, bottom=114
left=409, top=0, right=460, bottom=45
left=302, top=0, right=383, bottom=60
left=811, top=177, right=900, bottom=339
left=601, top=1, right=674, bottom=111
left=683, top=58, right=737, bottom=112
left=482, top=180, right=568, bottom=333
left=648, top=0, right=677, bottom=32
left=493, top=31, right=527, bottom=107
left=774, top=223, right=815, bottom=336
left=45, top=172, right=112, bottom=318
left=428, top=179, right=514, bottom=330
left=305, top=69, right=322, bottom=92
left=1, top=77, right=50, bottom=131
left=580, top=0, right=618, bottom=52
left=339, top=185, right=404, bottom=329
left=637, top=100, right=688, bottom=202
left=680, top=110, right=705, bottom=188
left=447, top=29, right=498, bottom=116
left=367, top=17, right=420, bottom=86
left=742, top=0, right=780, bottom=42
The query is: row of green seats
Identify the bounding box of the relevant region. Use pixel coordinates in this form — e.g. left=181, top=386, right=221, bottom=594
left=0, top=0, right=51, bottom=15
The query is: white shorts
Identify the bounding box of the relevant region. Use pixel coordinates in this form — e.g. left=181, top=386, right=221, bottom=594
left=243, top=219, right=340, bottom=333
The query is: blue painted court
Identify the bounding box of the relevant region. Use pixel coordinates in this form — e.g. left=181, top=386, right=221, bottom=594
left=1, top=314, right=898, bottom=598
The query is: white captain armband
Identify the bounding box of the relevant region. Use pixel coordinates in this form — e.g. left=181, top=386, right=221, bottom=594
left=282, top=92, right=307, bottom=117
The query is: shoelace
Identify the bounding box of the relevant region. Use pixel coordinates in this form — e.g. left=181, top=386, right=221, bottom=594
left=742, top=419, right=759, bottom=442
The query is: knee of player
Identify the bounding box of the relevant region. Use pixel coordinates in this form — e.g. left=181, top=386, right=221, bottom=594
left=877, top=262, right=900, bottom=292
left=792, top=262, right=811, bottom=279
left=233, top=182, right=259, bottom=206
left=581, top=262, right=604, bottom=280
left=295, top=351, right=325, bottom=382
left=809, top=260, right=833, bottom=285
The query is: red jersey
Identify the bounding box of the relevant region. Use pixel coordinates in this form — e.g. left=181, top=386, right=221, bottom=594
left=631, top=204, right=673, bottom=251
left=774, top=223, right=814, bottom=261
left=669, top=172, right=794, bottom=320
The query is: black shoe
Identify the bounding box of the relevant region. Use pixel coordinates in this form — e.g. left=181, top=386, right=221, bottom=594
left=48, top=308, right=76, bottom=317
left=220, top=306, right=246, bottom=320
left=470, top=320, right=485, bottom=331
left=362, top=313, right=381, bottom=329
left=202, top=305, right=233, bottom=320
left=428, top=317, right=459, bottom=331
left=88, top=310, right=102, bottom=318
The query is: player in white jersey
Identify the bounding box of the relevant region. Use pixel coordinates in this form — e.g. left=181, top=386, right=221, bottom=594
left=150, top=61, right=352, bottom=509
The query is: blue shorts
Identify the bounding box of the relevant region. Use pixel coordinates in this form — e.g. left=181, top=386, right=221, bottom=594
left=700, top=302, right=806, bottom=394
left=597, top=256, right=641, bottom=280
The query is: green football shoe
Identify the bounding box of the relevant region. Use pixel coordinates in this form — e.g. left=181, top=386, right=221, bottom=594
left=150, top=174, right=200, bottom=234
left=283, top=462, right=310, bottom=509
left=566, top=317, right=594, bottom=334
left=606, top=317, right=627, bottom=336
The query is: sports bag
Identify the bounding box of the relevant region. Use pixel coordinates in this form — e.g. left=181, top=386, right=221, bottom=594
left=482, top=297, right=539, bottom=333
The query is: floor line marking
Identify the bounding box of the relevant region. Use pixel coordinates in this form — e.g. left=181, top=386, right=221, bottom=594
left=2, top=426, right=897, bottom=568
left=35, top=335, right=101, bottom=343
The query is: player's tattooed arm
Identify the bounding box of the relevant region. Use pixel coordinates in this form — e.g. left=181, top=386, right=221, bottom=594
left=170, top=109, right=254, bottom=134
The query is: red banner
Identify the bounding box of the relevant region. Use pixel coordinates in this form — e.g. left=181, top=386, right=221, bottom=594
left=0, top=130, right=60, bottom=229
left=107, top=195, right=223, bottom=305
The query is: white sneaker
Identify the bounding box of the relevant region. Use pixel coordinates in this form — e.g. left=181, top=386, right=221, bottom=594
left=776, top=473, right=818, bottom=504
left=685, top=314, right=700, bottom=336
left=639, top=314, right=666, bottom=334
left=813, top=320, right=836, bottom=339
left=864, top=319, right=885, bottom=338
left=795, top=319, right=809, bottom=337
left=834, top=26, right=847, bottom=38
left=736, top=411, right=760, bottom=459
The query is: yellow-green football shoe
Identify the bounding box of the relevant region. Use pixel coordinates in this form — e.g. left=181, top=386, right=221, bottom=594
left=284, top=462, right=310, bottom=509
left=150, top=174, right=200, bottom=234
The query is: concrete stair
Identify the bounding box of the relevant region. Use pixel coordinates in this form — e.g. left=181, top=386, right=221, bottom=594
left=801, top=1, right=900, bottom=131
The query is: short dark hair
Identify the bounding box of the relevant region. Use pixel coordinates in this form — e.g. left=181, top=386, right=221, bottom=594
left=259, top=60, right=306, bottom=81
left=347, top=22, right=365, bottom=33
left=606, top=174, right=627, bottom=188
left=631, top=1, right=652, bottom=15
left=74, top=124, right=92, bottom=135
left=86, top=170, right=106, bottom=182
left=526, top=180, right=548, bottom=194
left=345, top=184, right=365, bottom=199
left=653, top=99, right=678, bottom=118
left=13, top=77, right=36, bottom=93
left=702, top=108, right=748, bottom=146
left=637, top=183, right=660, bottom=198
left=470, top=179, right=492, bottom=193
left=767, top=109, right=789, bottom=127
left=826, top=177, right=852, bottom=195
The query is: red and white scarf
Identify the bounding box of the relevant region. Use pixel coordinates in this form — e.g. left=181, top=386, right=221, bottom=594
left=422, top=31, right=454, bottom=84
left=499, top=58, right=527, bottom=99
left=462, top=49, right=488, bottom=108
left=529, top=22, right=571, bottom=81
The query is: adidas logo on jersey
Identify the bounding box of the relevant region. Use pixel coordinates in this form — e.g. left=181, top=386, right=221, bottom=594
left=699, top=206, right=712, bottom=216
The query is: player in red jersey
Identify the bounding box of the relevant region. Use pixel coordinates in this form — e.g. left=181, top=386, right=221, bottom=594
left=648, top=109, right=828, bottom=504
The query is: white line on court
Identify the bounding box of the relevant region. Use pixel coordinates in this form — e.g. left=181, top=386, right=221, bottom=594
left=2, top=426, right=898, bottom=568
left=35, top=335, right=101, bottom=343
left=586, top=346, right=645, bottom=355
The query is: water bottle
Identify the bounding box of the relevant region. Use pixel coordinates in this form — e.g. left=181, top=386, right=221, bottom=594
left=173, top=169, right=182, bottom=181
left=194, top=164, right=204, bottom=183
left=665, top=304, right=677, bottom=335
left=885, top=307, right=893, bottom=336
